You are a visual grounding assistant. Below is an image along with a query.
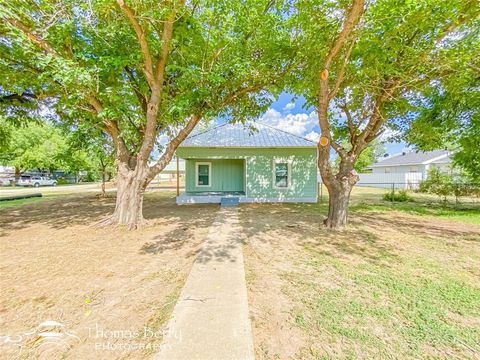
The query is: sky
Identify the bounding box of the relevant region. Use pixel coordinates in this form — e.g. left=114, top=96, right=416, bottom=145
left=157, top=91, right=407, bottom=159
left=257, top=92, right=406, bottom=156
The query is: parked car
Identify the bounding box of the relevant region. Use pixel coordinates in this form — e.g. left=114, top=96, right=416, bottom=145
left=17, top=175, right=57, bottom=187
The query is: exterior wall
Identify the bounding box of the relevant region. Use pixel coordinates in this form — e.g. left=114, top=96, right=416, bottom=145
left=426, top=161, right=452, bottom=175
left=177, top=147, right=318, bottom=201
left=185, top=159, right=245, bottom=192
left=372, top=164, right=427, bottom=175
left=357, top=172, right=424, bottom=189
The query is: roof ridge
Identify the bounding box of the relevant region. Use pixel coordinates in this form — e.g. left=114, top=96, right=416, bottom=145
left=257, top=122, right=317, bottom=144
left=184, top=122, right=229, bottom=140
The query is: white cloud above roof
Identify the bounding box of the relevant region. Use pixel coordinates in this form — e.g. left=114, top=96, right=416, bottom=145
left=305, top=131, right=320, bottom=142
left=259, top=108, right=317, bottom=138
left=282, top=102, right=296, bottom=111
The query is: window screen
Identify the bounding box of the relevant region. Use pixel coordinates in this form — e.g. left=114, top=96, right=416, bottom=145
left=275, top=163, right=288, bottom=187
left=197, top=164, right=209, bottom=186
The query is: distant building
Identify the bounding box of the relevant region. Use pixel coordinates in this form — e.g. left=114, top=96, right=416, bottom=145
left=152, top=157, right=186, bottom=182
left=358, top=150, right=452, bottom=189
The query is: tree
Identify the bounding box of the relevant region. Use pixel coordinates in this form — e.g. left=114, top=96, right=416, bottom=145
left=1, top=0, right=293, bottom=228
left=291, top=0, right=479, bottom=228
left=335, top=140, right=384, bottom=173
left=406, top=36, right=480, bottom=182
left=0, top=119, right=67, bottom=180
left=67, top=127, right=116, bottom=197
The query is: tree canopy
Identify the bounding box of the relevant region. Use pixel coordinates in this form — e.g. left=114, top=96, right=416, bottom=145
left=0, top=119, right=67, bottom=175
left=405, top=29, right=480, bottom=181
left=288, top=0, right=479, bottom=227
left=0, top=0, right=295, bottom=227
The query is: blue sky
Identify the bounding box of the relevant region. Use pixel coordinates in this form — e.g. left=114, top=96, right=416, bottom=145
left=262, top=92, right=406, bottom=156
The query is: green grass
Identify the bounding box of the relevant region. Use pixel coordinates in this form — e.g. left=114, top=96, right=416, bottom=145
left=282, top=243, right=480, bottom=359
left=243, top=187, right=480, bottom=359
left=0, top=193, right=74, bottom=210
left=351, top=202, right=480, bottom=226
left=0, top=196, right=49, bottom=209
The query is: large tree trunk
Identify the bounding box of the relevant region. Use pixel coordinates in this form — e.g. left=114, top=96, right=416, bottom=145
left=106, top=162, right=150, bottom=229
left=13, top=167, right=21, bottom=186
left=319, top=153, right=359, bottom=230
left=324, top=182, right=353, bottom=229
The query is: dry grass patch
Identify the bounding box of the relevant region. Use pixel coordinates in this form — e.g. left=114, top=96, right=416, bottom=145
left=0, top=191, right=217, bottom=359
left=241, top=192, right=480, bottom=359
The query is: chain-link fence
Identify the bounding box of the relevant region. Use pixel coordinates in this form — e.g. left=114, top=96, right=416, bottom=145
left=318, top=181, right=480, bottom=208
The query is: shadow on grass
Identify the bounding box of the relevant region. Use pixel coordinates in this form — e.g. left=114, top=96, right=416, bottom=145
left=239, top=202, right=399, bottom=265
left=240, top=197, right=480, bottom=266
left=0, top=192, right=219, bottom=249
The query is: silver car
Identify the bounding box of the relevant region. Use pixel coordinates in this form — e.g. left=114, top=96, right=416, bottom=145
left=17, top=175, right=57, bottom=187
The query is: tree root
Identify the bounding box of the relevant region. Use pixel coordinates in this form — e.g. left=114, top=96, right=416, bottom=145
left=92, top=216, right=149, bottom=230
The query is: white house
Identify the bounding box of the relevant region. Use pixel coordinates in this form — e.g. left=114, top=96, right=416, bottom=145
left=358, top=150, right=452, bottom=189
left=151, top=157, right=185, bottom=182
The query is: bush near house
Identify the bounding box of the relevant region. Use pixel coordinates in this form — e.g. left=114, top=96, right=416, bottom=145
left=383, top=189, right=414, bottom=202
left=420, top=168, right=480, bottom=202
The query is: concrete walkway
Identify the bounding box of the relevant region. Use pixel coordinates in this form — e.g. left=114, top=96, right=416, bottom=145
left=155, top=207, right=254, bottom=360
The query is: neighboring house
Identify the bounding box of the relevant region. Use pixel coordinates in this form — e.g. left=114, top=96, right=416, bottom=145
left=152, top=157, right=185, bottom=182
left=358, top=149, right=452, bottom=189
left=0, top=165, right=15, bottom=186
left=175, top=122, right=318, bottom=204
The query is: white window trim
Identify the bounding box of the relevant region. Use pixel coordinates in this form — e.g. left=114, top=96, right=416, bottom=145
left=272, top=159, right=292, bottom=189
left=195, top=162, right=212, bottom=187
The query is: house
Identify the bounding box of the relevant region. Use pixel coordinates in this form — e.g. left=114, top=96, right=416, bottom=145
left=175, top=122, right=318, bottom=204
left=358, top=149, right=452, bottom=189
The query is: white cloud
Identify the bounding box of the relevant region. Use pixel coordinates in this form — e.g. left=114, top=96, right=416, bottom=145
left=158, top=134, right=170, bottom=146
left=260, top=108, right=317, bottom=137
left=378, top=128, right=401, bottom=142
left=282, top=102, right=295, bottom=111
left=305, top=131, right=320, bottom=142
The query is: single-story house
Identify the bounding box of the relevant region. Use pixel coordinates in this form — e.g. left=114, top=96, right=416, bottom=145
left=358, top=149, right=452, bottom=189
left=175, top=122, right=318, bottom=204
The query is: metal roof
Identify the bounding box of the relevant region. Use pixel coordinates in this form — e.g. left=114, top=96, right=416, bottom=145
left=180, top=122, right=316, bottom=148
left=371, top=150, right=450, bottom=167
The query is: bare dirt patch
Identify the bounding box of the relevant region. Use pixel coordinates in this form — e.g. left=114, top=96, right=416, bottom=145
left=0, top=191, right=217, bottom=359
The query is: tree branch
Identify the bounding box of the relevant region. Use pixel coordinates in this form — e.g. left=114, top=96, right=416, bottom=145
left=324, top=0, right=365, bottom=69
left=137, top=1, right=185, bottom=163
left=147, top=114, right=201, bottom=180
left=329, top=38, right=356, bottom=100
left=124, top=65, right=148, bottom=114
left=5, top=18, right=58, bottom=55
left=88, top=97, right=131, bottom=164
left=117, top=0, right=155, bottom=86
left=339, top=102, right=356, bottom=143
left=0, top=92, right=37, bottom=103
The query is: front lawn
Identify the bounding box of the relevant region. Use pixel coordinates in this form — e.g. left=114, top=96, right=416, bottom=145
left=241, top=187, right=480, bottom=359
left=0, top=191, right=217, bottom=359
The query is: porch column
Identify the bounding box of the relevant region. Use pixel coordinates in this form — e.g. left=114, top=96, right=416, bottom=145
left=176, top=155, right=180, bottom=196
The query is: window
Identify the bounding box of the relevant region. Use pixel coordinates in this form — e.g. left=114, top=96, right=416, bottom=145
left=273, top=161, right=290, bottom=188
left=196, top=162, right=211, bottom=187
left=409, top=166, right=418, bottom=173
left=384, top=167, right=391, bottom=173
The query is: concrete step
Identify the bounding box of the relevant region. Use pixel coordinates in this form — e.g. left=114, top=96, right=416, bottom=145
left=220, top=197, right=239, bottom=207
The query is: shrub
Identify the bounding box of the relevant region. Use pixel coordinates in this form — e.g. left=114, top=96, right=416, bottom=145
left=56, top=178, right=70, bottom=185
left=383, top=189, right=414, bottom=202
left=420, top=168, right=454, bottom=202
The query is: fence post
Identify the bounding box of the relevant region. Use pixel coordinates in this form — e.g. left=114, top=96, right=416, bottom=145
left=392, top=182, right=395, bottom=204
left=454, top=182, right=458, bottom=208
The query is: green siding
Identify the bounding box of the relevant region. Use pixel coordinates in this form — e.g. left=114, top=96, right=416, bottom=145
left=185, top=159, right=245, bottom=192
left=177, top=147, right=317, bottom=200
